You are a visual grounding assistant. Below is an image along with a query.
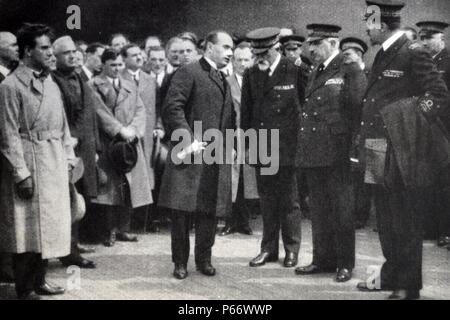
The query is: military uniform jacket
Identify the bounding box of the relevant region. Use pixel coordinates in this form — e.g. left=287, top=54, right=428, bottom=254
left=435, top=48, right=450, bottom=129
left=241, top=56, right=306, bottom=167
left=361, top=34, right=449, bottom=141
left=297, top=53, right=367, bottom=168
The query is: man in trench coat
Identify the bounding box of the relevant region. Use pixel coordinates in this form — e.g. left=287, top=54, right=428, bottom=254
left=0, top=23, right=75, bottom=299
left=158, top=31, right=234, bottom=280
left=91, top=49, right=152, bottom=247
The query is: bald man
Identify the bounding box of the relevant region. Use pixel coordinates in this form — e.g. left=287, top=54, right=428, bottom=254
left=0, top=31, right=19, bottom=284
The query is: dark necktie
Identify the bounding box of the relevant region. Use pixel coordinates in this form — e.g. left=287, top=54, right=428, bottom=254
left=133, top=73, right=139, bottom=85
left=33, top=70, right=48, bottom=82
left=316, top=63, right=325, bottom=75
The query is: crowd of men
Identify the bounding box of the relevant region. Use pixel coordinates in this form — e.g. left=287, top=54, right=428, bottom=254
left=0, top=0, right=449, bottom=300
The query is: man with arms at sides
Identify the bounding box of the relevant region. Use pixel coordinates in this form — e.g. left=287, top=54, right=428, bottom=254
left=219, top=41, right=258, bottom=237
left=0, top=23, right=76, bottom=299
left=294, top=24, right=366, bottom=283
left=91, top=49, right=152, bottom=247
left=158, top=30, right=234, bottom=280
left=242, top=28, right=306, bottom=269
left=357, top=0, right=449, bottom=300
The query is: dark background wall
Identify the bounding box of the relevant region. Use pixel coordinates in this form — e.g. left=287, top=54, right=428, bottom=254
left=1, top=0, right=449, bottom=61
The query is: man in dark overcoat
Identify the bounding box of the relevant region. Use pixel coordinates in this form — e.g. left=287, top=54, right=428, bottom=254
left=158, top=31, right=234, bottom=280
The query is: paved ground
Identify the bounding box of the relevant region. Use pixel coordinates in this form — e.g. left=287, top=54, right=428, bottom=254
left=1, top=217, right=449, bottom=300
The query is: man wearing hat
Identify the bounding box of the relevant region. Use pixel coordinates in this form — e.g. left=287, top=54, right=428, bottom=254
left=358, top=0, right=449, bottom=299
left=416, top=20, right=450, bottom=248
left=340, top=37, right=372, bottom=229
left=242, top=27, right=306, bottom=269
left=294, top=24, right=366, bottom=283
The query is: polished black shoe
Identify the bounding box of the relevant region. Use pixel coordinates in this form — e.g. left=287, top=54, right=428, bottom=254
left=335, top=268, right=352, bottom=282
left=295, top=264, right=335, bottom=275
left=0, top=271, right=14, bottom=283
left=77, top=244, right=96, bottom=254
left=356, top=281, right=392, bottom=292
left=283, top=252, right=298, bottom=268
left=116, top=232, right=138, bottom=242
left=34, top=282, right=65, bottom=296
left=438, top=236, right=450, bottom=247
left=219, top=226, right=236, bottom=236
left=173, top=264, right=188, bottom=280
left=388, top=289, right=420, bottom=300
left=103, top=231, right=116, bottom=247
left=196, top=263, right=216, bottom=276
left=238, top=226, right=253, bottom=236
left=60, top=255, right=96, bottom=269
left=249, top=252, right=278, bottom=267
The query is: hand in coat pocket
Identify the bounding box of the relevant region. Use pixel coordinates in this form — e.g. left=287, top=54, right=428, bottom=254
left=16, top=176, right=34, bottom=200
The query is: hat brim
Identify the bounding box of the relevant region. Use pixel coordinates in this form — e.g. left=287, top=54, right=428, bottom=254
left=252, top=47, right=270, bottom=55
left=306, top=36, right=324, bottom=43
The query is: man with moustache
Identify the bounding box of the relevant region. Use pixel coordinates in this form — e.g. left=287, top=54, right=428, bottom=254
left=294, top=25, right=366, bottom=283
left=0, top=23, right=75, bottom=299
left=416, top=21, right=450, bottom=248
left=340, top=37, right=372, bottom=229
left=0, top=31, right=19, bottom=284
left=357, top=0, right=449, bottom=300
left=242, top=28, right=306, bottom=269
left=158, top=30, right=234, bottom=280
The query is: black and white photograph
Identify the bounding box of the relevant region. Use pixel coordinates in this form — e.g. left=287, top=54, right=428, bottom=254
left=0, top=0, right=449, bottom=304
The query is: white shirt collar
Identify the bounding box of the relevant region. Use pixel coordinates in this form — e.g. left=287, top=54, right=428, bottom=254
left=235, top=73, right=243, bottom=88
left=0, top=65, right=10, bottom=78
left=204, top=56, right=218, bottom=70
left=82, top=66, right=93, bottom=80
left=269, top=53, right=282, bottom=76
left=382, top=31, right=405, bottom=51
left=360, top=62, right=366, bottom=71
left=127, top=68, right=140, bottom=80
left=322, top=50, right=340, bottom=69
left=166, top=63, right=175, bottom=74
left=106, top=76, right=119, bottom=86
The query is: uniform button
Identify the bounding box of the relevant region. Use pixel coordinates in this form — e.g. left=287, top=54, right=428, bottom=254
left=312, top=127, right=316, bottom=132
left=370, top=122, right=374, bottom=126
left=378, top=76, right=382, bottom=80
left=305, top=98, right=309, bottom=102
left=317, top=97, right=321, bottom=100
left=371, top=99, right=375, bottom=102
left=313, top=112, right=318, bottom=116
left=363, top=99, right=367, bottom=102
left=260, top=122, right=264, bottom=126
left=277, top=109, right=281, bottom=113
left=361, top=121, right=365, bottom=126
left=302, top=112, right=308, bottom=118
left=277, top=95, right=281, bottom=98
left=300, top=127, right=304, bottom=132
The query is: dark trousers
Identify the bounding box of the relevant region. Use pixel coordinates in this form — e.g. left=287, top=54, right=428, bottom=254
left=296, top=168, right=310, bottom=217
left=171, top=210, right=217, bottom=265
left=256, top=166, right=301, bottom=257
left=105, top=206, right=133, bottom=234
left=227, top=170, right=251, bottom=230
left=305, top=165, right=355, bottom=269
left=352, top=170, right=372, bottom=226
left=372, top=148, right=425, bottom=290
left=12, top=253, right=47, bottom=296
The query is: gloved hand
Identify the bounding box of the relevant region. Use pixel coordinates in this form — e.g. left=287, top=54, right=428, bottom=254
left=16, top=177, right=34, bottom=200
